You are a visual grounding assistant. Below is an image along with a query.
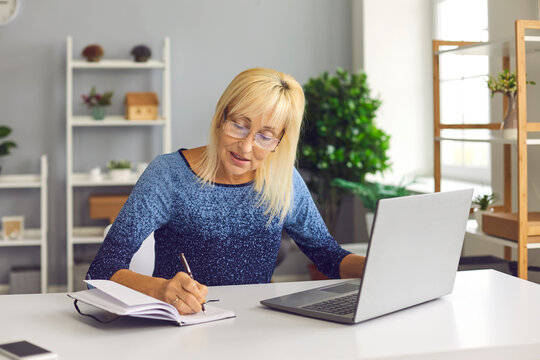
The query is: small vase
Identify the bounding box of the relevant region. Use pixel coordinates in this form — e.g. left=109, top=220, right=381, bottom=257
left=501, top=94, right=518, bottom=140
left=92, top=106, right=106, bottom=120
left=474, top=209, right=492, bottom=232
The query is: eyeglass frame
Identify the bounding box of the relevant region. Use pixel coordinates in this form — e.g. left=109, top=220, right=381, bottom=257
left=221, top=115, right=285, bottom=152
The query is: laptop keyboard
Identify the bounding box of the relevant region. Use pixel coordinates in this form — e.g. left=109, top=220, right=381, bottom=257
left=302, top=293, right=358, bottom=316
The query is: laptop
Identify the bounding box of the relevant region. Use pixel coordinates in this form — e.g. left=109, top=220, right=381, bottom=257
left=261, top=189, right=473, bottom=324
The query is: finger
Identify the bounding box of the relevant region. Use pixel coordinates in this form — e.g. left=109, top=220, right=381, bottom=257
left=179, top=274, right=205, bottom=302
left=173, top=298, right=196, bottom=315
left=180, top=291, right=203, bottom=313
left=196, top=282, right=209, bottom=299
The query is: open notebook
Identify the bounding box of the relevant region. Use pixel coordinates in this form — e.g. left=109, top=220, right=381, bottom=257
left=68, top=280, right=235, bottom=326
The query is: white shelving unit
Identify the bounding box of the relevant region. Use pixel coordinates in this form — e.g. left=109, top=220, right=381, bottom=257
left=0, top=155, right=48, bottom=293
left=66, top=36, right=171, bottom=291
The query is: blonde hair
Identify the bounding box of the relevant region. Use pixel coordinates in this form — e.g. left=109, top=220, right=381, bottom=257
left=194, top=68, right=305, bottom=224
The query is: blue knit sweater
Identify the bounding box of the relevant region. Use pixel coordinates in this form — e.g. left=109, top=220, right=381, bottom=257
left=87, top=150, right=350, bottom=286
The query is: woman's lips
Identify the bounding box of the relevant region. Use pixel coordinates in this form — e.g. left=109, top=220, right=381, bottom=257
left=230, top=151, right=250, bottom=165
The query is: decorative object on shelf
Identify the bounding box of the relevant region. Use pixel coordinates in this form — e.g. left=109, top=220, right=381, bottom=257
left=81, top=44, right=104, bottom=62
left=131, top=45, right=152, bottom=62
left=1, top=216, right=24, bottom=241
left=0, top=125, right=17, bottom=175
left=482, top=211, right=540, bottom=241
left=487, top=70, right=535, bottom=140
left=89, top=166, right=102, bottom=181
left=89, top=194, right=129, bottom=224
left=0, top=0, right=20, bottom=26
left=81, top=86, right=114, bottom=120
left=107, top=159, right=132, bottom=181
left=472, top=193, right=498, bottom=230
left=124, top=92, right=159, bottom=120
left=298, top=68, right=390, bottom=232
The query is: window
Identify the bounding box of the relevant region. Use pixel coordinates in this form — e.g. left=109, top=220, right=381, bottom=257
left=435, top=0, right=490, bottom=184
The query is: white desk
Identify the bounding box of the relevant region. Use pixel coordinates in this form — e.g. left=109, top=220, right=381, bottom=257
left=0, top=270, right=539, bottom=360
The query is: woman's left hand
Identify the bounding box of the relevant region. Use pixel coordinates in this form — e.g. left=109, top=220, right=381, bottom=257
left=340, top=254, right=366, bottom=278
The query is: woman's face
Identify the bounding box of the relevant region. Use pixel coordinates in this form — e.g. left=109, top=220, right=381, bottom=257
left=216, top=113, right=283, bottom=184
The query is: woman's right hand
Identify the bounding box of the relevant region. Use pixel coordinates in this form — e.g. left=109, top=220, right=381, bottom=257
left=160, top=272, right=208, bottom=315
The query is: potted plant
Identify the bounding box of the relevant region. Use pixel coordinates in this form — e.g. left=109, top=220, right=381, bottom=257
left=472, top=193, right=498, bottom=230
left=131, top=45, right=152, bottom=62
left=82, top=86, right=114, bottom=120
left=486, top=70, right=535, bottom=139
left=0, top=125, right=17, bottom=175
left=331, top=178, right=412, bottom=234
left=107, top=160, right=132, bottom=181
left=82, top=44, right=104, bottom=62
left=298, top=68, right=391, bottom=232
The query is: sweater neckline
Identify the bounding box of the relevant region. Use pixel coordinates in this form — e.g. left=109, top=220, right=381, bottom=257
left=178, top=149, right=254, bottom=188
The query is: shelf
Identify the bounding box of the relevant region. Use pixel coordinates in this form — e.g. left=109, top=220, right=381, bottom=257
left=436, top=136, right=540, bottom=145
left=70, top=116, right=166, bottom=127
left=71, top=59, right=166, bottom=69
left=71, top=226, right=107, bottom=244
left=436, top=36, right=540, bottom=56
left=465, top=220, right=540, bottom=249
left=0, top=229, right=43, bottom=247
left=433, top=21, right=540, bottom=280
left=66, top=36, right=171, bottom=292
left=0, top=175, right=42, bottom=188
left=71, top=172, right=140, bottom=187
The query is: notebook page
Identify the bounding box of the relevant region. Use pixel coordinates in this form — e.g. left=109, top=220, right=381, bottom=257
left=85, top=279, right=168, bottom=307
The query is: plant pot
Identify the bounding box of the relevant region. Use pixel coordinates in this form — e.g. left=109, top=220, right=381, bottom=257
left=92, top=106, right=106, bottom=120
left=365, top=212, right=375, bottom=236
left=501, top=94, right=518, bottom=140
left=474, top=209, right=493, bottom=232
left=134, top=56, right=149, bottom=62
left=109, top=169, right=132, bottom=181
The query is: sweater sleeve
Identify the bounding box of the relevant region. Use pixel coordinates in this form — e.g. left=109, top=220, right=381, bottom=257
left=283, top=169, right=351, bottom=279
left=86, top=155, right=174, bottom=280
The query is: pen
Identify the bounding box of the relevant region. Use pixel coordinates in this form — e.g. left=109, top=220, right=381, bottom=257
left=180, top=253, right=206, bottom=314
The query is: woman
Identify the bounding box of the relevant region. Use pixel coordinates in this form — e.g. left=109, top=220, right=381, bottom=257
left=87, top=68, right=365, bottom=315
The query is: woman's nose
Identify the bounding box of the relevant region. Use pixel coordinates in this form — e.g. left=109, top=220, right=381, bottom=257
left=239, top=135, right=254, bottom=152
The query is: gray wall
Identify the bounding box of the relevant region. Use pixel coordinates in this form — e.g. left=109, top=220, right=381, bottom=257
left=0, top=0, right=353, bottom=287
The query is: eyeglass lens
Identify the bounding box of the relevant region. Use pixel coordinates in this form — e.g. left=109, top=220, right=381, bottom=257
left=224, top=120, right=279, bottom=151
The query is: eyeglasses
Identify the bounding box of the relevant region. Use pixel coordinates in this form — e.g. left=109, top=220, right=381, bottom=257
left=222, top=118, right=283, bottom=151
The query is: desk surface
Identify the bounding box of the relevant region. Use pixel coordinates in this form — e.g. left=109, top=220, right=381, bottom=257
left=1, top=270, right=539, bottom=360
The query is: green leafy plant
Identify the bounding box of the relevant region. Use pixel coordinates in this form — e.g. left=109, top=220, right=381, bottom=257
left=82, top=87, right=114, bottom=108
left=0, top=125, right=17, bottom=158
left=298, top=68, right=391, bottom=230
left=331, top=178, right=412, bottom=213
left=107, top=160, right=131, bottom=170
left=487, top=69, right=535, bottom=97
left=472, top=193, right=498, bottom=211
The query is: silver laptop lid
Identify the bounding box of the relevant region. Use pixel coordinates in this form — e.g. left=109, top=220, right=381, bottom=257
left=354, top=189, right=473, bottom=323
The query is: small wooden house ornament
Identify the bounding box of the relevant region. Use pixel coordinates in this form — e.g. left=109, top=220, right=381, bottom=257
left=124, top=92, right=159, bottom=120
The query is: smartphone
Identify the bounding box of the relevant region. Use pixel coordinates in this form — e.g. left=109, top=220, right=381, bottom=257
left=0, top=341, right=57, bottom=360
